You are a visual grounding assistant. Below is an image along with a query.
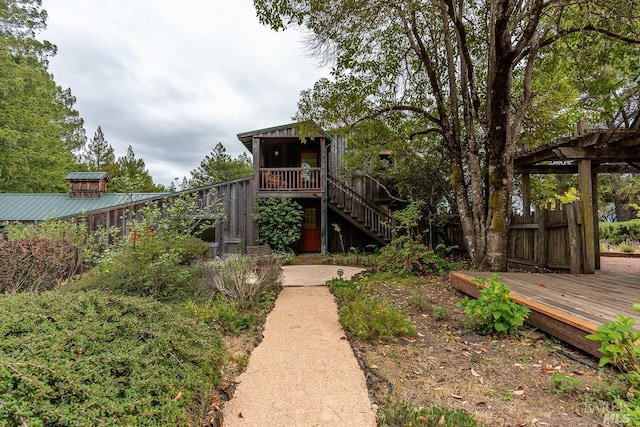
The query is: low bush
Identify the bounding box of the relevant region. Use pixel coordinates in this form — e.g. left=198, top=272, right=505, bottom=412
left=174, top=235, right=211, bottom=264
left=457, top=274, right=530, bottom=337
left=201, top=254, right=283, bottom=306
left=77, top=240, right=195, bottom=301
left=432, top=304, right=450, bottom=321
left=376, top=236, right=454, bottom=277
left=186, top=296, right=255, bottom=335
left=327, top=278, right=362, bottom=303
left=587, top=302, right=640, bottom=425
left=0, top=238, right=76, bottom=293
left=339, top=296, right=416, bottom=342
left=0, top=290, right=225, bottom=426
left=600, top=221, right=640, bottom=246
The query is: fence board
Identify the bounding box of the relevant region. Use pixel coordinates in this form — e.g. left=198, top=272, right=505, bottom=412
left=509, top=201, right=585, bottom=273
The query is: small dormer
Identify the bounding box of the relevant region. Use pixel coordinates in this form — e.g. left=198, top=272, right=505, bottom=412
left=65, top=172, right=110, bottom=198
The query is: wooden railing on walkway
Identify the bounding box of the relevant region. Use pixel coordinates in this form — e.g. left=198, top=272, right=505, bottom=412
left=259, top=168, right=321, bottom=191
left=509, top=201, right=585, bottom=273
left=62, top=177, right=256, bottom=252
left=327, top=175, right=394, bottom=244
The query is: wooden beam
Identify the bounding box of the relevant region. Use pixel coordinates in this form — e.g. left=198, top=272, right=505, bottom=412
left=578, top=160, right=596, bottom=274
left=557, top=146, right=640, bottom=161
left=515, top=163, right=640, bottom=175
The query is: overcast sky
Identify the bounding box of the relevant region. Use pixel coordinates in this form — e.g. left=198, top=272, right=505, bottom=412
left=41, top=0, right=329, bottom=187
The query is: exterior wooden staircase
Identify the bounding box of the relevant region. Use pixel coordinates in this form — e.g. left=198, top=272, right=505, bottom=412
left=327, top=175, right=394, bottom=245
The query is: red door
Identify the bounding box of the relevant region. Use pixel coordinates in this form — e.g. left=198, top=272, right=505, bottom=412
left=300, top=202, right=321, bottom=252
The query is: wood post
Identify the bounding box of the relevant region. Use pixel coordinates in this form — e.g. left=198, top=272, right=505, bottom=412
left=578, top=159, right=596, bottom=273
left=536, top=208, right=547, bottom=268
left=592, top=170, right=600, bottom=270
left=566, top=202, right=582, bottom=274
left=522, top=174, right=531, bottom=222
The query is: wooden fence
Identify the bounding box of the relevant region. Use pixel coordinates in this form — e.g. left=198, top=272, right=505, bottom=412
left=509, top=201, right=585, bottom=273
left=64, top=177, right=257, bottom=255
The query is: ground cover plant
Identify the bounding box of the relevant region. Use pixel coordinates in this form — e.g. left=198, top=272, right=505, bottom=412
left=0, top=197, right=281, bottom=426
left=0, top=290, right=225, bottom=426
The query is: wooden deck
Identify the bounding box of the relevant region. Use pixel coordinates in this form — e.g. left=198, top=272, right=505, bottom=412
left=450, top=267, right=640, bottom=358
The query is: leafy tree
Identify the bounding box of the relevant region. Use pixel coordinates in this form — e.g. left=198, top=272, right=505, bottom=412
left=254, top=0, right=640, bottom=269
left=0, top=0, right=85, bottom=193
left=599, top=174, right=640, bottom=222
left=188, top=142, right=252, bottom=187
left=109, top=145, right=163, bottom=193
left=79, top=126, right=116, bottom=173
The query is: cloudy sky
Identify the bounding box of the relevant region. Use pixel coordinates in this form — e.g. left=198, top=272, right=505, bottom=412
left=41, top=0, right=329, bottom=187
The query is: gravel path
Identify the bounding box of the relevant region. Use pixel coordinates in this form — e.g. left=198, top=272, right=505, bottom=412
left=223, top=265, right=376, bottom=427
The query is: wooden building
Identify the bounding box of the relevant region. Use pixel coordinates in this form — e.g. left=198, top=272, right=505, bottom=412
left=237, top=122, right=394, bottom=254
left=1, top=122, right=395, bottom=255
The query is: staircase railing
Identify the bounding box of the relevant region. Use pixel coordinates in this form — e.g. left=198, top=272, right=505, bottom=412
left=327, top=175, right=394, bottom=242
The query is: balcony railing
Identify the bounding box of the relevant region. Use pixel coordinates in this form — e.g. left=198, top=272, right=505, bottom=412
left=259, top=168, right=322, bottom=191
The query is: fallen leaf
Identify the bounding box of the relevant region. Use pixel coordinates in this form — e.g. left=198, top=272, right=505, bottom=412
left=238, top=413, right=244, bottom=418
left=513, top=389, right=525, bottom=397
left=471, top=368, right=480, bottom=377
left=173, top=391, right=183, bottom=401
left=450, top=394, right=463, bottom=399
left=417, top=415, right=428, bottom=423
left=370, top=364, right=378, bottom=370
left=438, top=414, right=445, bottom=425
left=340, top=336, right=346, bottom=340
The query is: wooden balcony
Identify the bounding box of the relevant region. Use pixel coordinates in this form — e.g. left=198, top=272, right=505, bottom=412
left=259, top=168, right=322, bottom=192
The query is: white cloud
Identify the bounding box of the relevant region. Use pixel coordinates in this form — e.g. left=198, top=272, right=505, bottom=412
left=41, top=0, right=329, bottom=186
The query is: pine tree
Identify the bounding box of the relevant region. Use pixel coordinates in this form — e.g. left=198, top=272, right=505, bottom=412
left=81, top=126, right=116, bottom=171
left=189, top=142, right=252, bottom=187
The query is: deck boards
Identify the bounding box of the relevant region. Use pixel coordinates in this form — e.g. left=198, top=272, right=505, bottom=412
left=450, top=269, right=640, bottom=357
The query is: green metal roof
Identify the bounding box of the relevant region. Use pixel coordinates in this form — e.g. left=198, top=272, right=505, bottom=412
left=64, top=172, right=111, bottom=181
left=0, top=193, right=166, bottom=222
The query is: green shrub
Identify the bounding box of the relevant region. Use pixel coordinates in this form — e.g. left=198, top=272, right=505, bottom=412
left=600, top=221, right=640, bottom=246
left=252, top=197, right=304, bottom=252
left=457, top=274, right=530, bottom=337
left=587, top=313, right=640, bottom=372
left=339, top=296, right=416, bottom=342
left=587, top=303, right=640, bottom=425
left=0, top=239, right=76, bottom=293
left=0, top=290, right=224, bottom=426
left=378, top=401, right=477, bottom=426
left=174, top=235, right=210, bottom=264
left=78, top=238, right=194, bottom=301
left=377, top=236, right=454, bottom=277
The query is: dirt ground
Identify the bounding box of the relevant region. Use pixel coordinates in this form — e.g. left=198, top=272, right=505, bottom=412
left=353, top=270, right=628, bottom=426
